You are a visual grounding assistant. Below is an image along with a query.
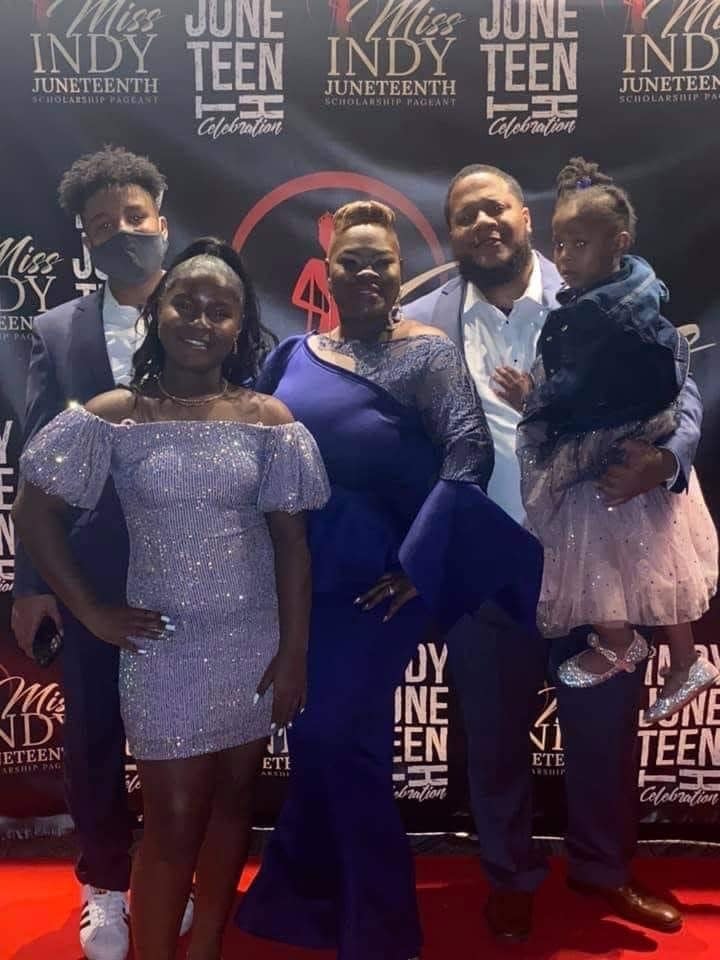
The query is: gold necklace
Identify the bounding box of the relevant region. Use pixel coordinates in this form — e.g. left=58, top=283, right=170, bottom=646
left=158, top=377, right=229, bottom=407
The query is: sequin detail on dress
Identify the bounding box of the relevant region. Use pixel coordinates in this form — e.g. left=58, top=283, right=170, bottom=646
left=517, top=358, right=718, bottom=638
left=20, top=407, right=330, bottom=760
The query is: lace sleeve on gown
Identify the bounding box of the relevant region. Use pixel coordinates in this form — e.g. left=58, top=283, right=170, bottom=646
left=19, top=406, right=114, bottom=510
left=395, top=338, right=541, bottom=634
left=258, top=421, right=331, bottom=514
left=413, top=337, right=494, bottom=491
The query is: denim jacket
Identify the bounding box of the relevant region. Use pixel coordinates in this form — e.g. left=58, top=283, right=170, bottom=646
left=523, top=255, right=689, bottom=435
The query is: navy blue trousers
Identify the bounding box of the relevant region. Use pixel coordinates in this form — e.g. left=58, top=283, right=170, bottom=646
left=61, top=612, right=133, bottom=891
left=448, top=603, right=645, bottom=891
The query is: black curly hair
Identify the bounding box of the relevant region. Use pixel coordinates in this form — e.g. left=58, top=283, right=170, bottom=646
left=555, top=157, right=637, bottom=241
left=58, top=145, right=167, bottom=220
left=131, top=238, right=277, bottom=388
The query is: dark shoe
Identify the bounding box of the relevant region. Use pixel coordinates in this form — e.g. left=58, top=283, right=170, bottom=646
left=484, top=890, right=533, bottom=942
left=567, top=877, right=683, bottom=933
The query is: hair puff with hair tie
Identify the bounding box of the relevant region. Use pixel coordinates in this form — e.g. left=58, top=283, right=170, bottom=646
left=576, top=176, right=593, bottom=190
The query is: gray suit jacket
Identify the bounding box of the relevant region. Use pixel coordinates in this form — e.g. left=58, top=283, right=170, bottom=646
left=407, top=253, right=563, bottom=348
left=405, top=254, right=702, bottom=492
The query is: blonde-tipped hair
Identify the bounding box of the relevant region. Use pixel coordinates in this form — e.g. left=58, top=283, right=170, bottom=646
left=332, top=200, right=397, bottom=235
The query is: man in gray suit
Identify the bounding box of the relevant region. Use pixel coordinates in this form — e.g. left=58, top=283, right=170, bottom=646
left=12, top=147, right=190, bottom=960
left=408, top=164, right=699, bottom=941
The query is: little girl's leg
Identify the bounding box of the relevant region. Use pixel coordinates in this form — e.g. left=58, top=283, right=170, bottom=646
left=643, top=623, right=720, bottom=723
left=579, top=622, right=635, bottom=676
left=556, top=622, right=650, bottom=688
left=659, top=623, right=698, bottom=697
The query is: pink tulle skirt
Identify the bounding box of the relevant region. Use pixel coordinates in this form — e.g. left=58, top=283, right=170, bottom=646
left=524, top=467, right=718, bottom=639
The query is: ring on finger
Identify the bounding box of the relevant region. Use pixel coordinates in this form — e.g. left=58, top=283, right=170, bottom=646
left=387, top=584, right=396, bottom=597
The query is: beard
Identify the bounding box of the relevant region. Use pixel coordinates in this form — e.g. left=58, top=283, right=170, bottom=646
left=457, top=239, right=533, bottom=293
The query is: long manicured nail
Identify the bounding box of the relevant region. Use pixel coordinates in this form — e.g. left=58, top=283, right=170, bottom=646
left=300, top=707, right=306, bottom=715
left=353, top=597, right=362, bottom=605
left=277, top=727, right=286, bottom=737
left=160, top=615, right=172, bottom=623
left=382, top=615, right=389, bottom=623
left=288, top=721, right=293, bottom=729
left=137, top=648, right=148, bottom=656
left=163, top=623, right=176, bottom=632
left=270, top=722, right=277, bottom=734
left=253, top=692, right=260, bottom=706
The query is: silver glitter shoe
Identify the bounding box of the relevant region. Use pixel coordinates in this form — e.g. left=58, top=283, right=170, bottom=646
left=643, top=654, right=719, bottom=723
left=558, top=632, right=649, bottom=688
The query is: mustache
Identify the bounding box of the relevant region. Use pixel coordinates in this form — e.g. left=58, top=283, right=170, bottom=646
left=457, top=240, right=533, bottom=291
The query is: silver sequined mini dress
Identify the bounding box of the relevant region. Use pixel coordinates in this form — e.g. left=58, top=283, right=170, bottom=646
left=20, top=407, right=330, bottom=760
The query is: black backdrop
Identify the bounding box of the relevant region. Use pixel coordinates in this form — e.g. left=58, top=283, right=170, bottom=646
left=1, top=0, right=719, bottom=839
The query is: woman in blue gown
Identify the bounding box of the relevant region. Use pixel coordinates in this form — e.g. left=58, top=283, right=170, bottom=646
left=237, top=201, right=543, bottom=959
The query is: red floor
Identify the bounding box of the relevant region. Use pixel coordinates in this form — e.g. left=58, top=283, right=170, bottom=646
left=1, top=856, right=718, bottom=959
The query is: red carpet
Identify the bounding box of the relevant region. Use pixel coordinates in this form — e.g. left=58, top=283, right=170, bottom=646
left=1, top=856, right=718, bottom=959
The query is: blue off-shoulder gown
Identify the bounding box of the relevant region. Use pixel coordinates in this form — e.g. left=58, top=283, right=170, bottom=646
left=237, top=334, right=543, bottom=960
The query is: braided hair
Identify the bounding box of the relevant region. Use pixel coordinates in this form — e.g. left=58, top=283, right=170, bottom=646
left=555, top=157, right=637, bottom=241
left=131, top=237, right=276, bottom=388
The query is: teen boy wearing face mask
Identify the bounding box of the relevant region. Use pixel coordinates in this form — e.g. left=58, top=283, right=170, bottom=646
left=12, top=147, right=193, bottom=960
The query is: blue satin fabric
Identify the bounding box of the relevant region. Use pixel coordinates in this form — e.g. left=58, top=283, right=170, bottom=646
left=237, top=337, right=542, bottom=959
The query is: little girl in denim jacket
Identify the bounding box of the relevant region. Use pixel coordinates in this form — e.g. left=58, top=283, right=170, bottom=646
left=504, top=158, right=718, bottom=722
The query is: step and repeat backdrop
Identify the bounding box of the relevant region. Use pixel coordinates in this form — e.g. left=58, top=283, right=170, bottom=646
left=0, top=0, right=719, bottom=839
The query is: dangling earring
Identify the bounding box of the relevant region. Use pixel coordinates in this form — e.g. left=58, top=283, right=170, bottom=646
left=232, top=338, right=239, bottom=355
left=388, top=301, right=403, bottom=329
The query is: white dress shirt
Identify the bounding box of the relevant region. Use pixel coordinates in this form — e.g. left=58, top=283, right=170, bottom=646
left=103, top=284, right=144, bottom=385
left=461, top=252, right=679, bottom=522
left=462, top=252, right=548, bottom=523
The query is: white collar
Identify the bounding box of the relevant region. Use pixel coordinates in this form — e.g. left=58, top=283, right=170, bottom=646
left=103, top=283, right=141, bottom=328
left=463, top=250, right=544, bottom=315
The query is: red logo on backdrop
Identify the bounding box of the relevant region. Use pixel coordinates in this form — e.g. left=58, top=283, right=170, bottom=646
left=626, top=0, right=647, bottom=33
left=232, top=172, right=449, bottom=333
left=32, top=0, right=51, bottom=22
left=329, top=0, right=352, bottom=33
left=290, top=213, right=339, bottom=334
left=600, top=0, right=648, bottom=33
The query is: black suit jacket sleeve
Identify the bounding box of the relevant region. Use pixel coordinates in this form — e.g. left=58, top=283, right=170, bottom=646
left=13, top=324, right=65, bottom=597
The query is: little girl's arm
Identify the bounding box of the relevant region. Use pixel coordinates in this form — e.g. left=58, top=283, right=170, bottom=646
left=491, top=366, right=534, bottom=412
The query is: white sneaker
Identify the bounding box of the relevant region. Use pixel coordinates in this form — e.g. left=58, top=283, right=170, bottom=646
left=180, top=888, right=195, bottom=936
left=80, top=886, right=130, bottom=960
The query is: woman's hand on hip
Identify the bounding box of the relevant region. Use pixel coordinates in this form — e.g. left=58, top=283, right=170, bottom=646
left=81, top=603, right=168, bottom=654
left=355, top=572, right=419, bottom=622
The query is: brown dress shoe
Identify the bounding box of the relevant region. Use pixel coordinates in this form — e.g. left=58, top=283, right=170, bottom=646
left=567, top=877, right=683, bottom=933
left=484, top=890, right=534, bottom=942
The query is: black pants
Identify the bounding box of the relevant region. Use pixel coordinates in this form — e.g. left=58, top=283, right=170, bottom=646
left=449, top=604, right=644, bottom=891
left=61, top=612, right=132, bottom=891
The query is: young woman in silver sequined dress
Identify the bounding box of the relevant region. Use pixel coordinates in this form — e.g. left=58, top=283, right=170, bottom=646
left=13, top=238, right=330, bottom=960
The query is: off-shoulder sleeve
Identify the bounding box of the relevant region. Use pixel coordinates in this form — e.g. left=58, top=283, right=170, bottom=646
left=19, top=407, right=114, bottom=510
left=258, top=421, right=330, bottom=514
